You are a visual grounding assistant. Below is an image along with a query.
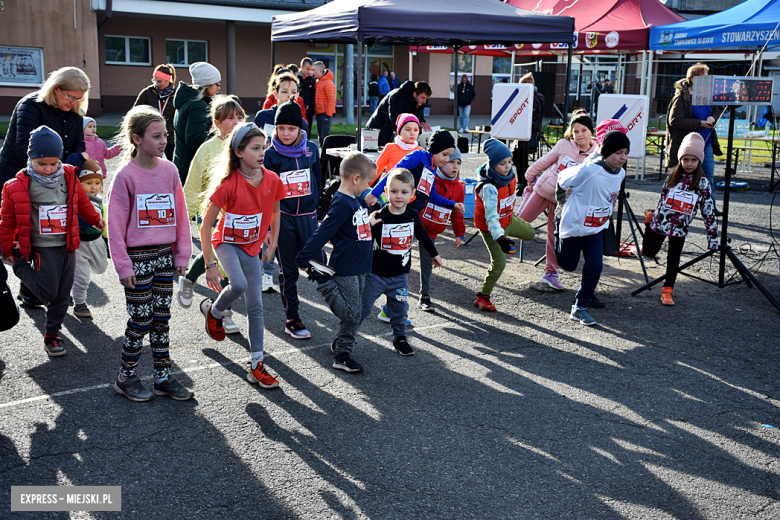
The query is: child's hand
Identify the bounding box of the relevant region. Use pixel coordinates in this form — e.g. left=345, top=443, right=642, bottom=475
left=81, top=152, right=90, bottom=160
left=261, top=245, right=276, bottom=263
left=453, top=236, right=462, bottom=248
left=2, top=256, right=14, bottom=265
left=205, top=266, right=222, bottom=293
left=94, top=218, right=106, bottom=231
left=454, top=203, right=465, bottom=214
left=432, top=255, right=443, bottom=268
left=369, top=210, right=382, bottom=226
left=263, top=232, right=273, bottom=247
left=176, top=266, right=187, bottom=277
left=364, top=193, right=378, bottom=207
left=120, top=276, right=137, bottom=289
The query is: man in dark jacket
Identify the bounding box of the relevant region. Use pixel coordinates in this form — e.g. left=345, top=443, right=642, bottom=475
left=368, top=74, right=381, bottom=115
left=299, top=57, right=317, bottom=130
left=456, top=75, right=476, bottom=133
left=366, top=80, right=432, bottom=147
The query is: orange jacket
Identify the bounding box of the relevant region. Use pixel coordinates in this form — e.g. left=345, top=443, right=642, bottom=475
left=371, top=142, right=423, bottom=186
left=474, top=177, right=517, bottom=233
left=262, top=93, right=307, bottom=124
left=315, top=69, right=336, bottom=117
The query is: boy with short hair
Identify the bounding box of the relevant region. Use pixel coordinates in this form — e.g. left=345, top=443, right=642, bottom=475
left=299, top=57, right=316, bottom=128
left=313, top=61, right=336, bottom=147
left=296, top=152, right=376, bottom=373
left=71, top=168, right=108, bottom=318
left=360, top=168, right=441, bottom=356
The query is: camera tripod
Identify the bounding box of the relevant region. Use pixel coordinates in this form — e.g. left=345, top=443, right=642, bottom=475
left=614, top=180, right=650, bottom=284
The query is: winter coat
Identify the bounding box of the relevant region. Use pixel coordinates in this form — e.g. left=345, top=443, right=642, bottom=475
left=134, top=84, right=177, bottom=140
left=366, top=80, right=427, bottom=136
left=457, top=81, right=476, bottom=107
left=378, top=76, right=391, bottom=96
left=368, top=77, right=381, bottom=98
left=0, top=92, right=86, bottom=190
left=261, top=92, right=308, bottom=123
left=84, top=135, right=121, bottom=179
left=649, top=173, right=718, bottom=249
left=315, top=69, right=336, bottom=116
left=532, top=91, right=545, bottom=134
left=263, top=141, right=321, bottom=216
left=525, top=138, right=598, bottom=202
left=421, top=174, right=466, bottom=239
left=298, top=73, right=316, bottom=112
left=0, top=164, right=101, bottom=260
left=172, top=81, right=212, bottom=182
left=666, top=78, right=722, bottom=168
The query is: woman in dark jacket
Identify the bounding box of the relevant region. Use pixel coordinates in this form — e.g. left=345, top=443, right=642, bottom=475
left=666, top=63, right=722, bottom=213
left=134, top=64, right=177, bottom=160
left=172, top=62, right=221, bottom=184
left=0, top=66, right=97, bottom=190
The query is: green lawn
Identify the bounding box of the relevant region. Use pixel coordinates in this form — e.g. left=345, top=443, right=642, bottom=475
left=0, top=121, right=120, bottom=141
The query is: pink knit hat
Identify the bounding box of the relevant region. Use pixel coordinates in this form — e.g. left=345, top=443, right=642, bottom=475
left=677, top=132, right=705, bottom=163
left=396, top=113, right=420, bottom=134
left=595, top=119, right=627, bottom=145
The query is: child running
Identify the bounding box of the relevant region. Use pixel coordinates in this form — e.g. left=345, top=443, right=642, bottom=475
left=519, top=110, right=597, bottom=291
left=178, top=94, right=245, bottom=334
left=262, top=100, right=324, bottom=339
left=1, top=126, right=105, bottom=356
left=108, top=106, right=193, bottom=401
left=82, top=117, right=121, bottom=178
left=359, top=168, right=442, bottom=355
left=71, top=166, right=108, bottom=318
left=296, top=153, right=377, bottom=373
left=199, top=123, right=286, bottom=388
left=643, top=132, right=718, bottom=306
left=370, top=113, right=422, bottom=187
left=418, top=148, right=465, bottom=312
left=474, top=139, right=535, bottom=311
left=554, top=130, right=630, bottom=326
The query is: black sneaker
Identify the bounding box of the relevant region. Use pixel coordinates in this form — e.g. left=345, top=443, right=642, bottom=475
left=114, top=375, right=153, bottom=402
left=333, top=353, right=362, bottom=373
left=152, top=376, right=194, bottom=400
left=587, top=295, right=606, bottom=309
left=418, top=297, right=435, bottom=312
left=393, top=336, right=414, bottom=356
left=43, top=335, right=66, bottom=357
left=308, top=260, right=336, bottom=282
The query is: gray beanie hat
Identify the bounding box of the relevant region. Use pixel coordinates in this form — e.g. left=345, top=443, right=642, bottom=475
left=189, top=62, right=221, bottom=87
left=82, top=117, right=95, bottom=130
left=28, top=126, right=63, bottom=159
left=448, top=148, right=462, bottom=163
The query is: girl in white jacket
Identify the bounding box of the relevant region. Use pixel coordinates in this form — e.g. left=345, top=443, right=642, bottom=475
left=518, top=110, right=597, bottom=290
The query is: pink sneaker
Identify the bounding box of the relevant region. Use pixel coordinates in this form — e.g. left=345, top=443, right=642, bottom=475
left=540, top=272, right=564, bottom=291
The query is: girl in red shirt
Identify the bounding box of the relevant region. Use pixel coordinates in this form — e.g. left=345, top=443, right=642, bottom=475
left=198, top=123, right=286, bottom=389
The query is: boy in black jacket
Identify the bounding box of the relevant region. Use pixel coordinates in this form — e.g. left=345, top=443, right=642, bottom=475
left=359, top=168, right=441, bottom=356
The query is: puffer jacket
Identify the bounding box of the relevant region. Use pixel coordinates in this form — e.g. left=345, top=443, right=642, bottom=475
left=0, top=92, right=86, bottom=190
left=0, top=164, right=101, bottom=260
left=84, top=135, right=121, bottom=179
left=666, top=78, right=722, bottom=168
left=525, top=138, right=597, bottom=202
left=172, top=81, right=212, bottom=183
left=315, top=69, right=336, bottom=116
left=134, top=84, right=177, bottom=140
left=421, top=174, right=466, bottom=239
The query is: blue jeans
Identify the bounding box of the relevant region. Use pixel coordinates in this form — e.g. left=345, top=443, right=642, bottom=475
left=458, top=105, right=471, bottom=131
left=359, top=273, right=408, bottom=339
left=702, top=141, right=717, bottom=203
left=555, top=232, right=603, bottom=308
left=260, top=243, right=274, bottom=276
left=316, top=114, right=332, bottom=147
left=369, top=96, right=379, bottom=115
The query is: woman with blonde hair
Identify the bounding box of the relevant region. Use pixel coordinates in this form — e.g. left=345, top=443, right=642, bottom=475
left=134, top=63, right=178, bottom=160
left=0, top=66, right=99, bottom=307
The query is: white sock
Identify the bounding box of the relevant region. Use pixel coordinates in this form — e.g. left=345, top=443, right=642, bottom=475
left=210, top=305, right=224, bottom=319
left=251, top=352, right=263, bottom=370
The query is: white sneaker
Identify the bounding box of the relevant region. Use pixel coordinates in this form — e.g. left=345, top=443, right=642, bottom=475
left=177, top=277, right=194, bottom=308
left=262, top=273, right=278, bottom=293
left=222, top=310, right=240, bottom=335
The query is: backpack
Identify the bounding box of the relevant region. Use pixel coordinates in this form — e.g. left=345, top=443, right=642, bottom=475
left=317, top=178, right=342, bottom=220
left=457, top=136, right=469, bottom=154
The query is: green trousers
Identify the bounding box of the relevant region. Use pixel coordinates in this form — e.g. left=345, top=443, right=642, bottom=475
left=479, top=216, right=534, bottom=295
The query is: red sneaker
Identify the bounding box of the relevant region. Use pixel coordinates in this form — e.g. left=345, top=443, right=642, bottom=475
left=199, top=298, right=225, bottom=341
left=247, top=363, right=279, bottom=389
left=474, top=292, right=496, bottom=312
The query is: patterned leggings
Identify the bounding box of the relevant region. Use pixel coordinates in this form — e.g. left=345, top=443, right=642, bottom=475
left=120, top=244, right=174, bottom=379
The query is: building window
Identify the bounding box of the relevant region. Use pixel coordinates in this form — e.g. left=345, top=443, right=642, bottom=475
left=450, top=54, right=474, bottom=100
left=105, top=36, right=151, bottom=65
left=166, top=39, right=208, bottom=66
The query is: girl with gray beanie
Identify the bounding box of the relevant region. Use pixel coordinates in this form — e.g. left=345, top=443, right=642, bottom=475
left=172, top=62, right=221, bottom=183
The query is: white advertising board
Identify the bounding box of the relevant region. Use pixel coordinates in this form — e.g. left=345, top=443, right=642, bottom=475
left=596, top=94, right=649, bottom=159
left=490, top=83, right=534, bottom=141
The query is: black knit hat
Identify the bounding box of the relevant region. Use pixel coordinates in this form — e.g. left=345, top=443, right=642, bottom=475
left=274, top=100, right=303, bottom=128
left=570, top=111, right=594, bottom=135
left=427, top=130, right=455, bottom=155
left=600, top=130, right=631, bottom=159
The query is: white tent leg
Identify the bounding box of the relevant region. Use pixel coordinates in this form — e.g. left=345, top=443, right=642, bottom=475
left=510, top=50, right=516, bottom=82
left=409, top=50, right=413, bottom=82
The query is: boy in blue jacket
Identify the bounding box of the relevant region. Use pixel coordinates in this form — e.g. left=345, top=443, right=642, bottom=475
left=296, top=153, right=377, bottom=373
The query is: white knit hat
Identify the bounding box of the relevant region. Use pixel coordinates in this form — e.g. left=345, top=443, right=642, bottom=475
left=678, top=132, right=705, bottom=163
left=82, top=117, right=95, bottom=130
left=189, top=62, right=221, bottom=88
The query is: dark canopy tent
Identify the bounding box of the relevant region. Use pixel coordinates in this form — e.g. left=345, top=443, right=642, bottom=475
left=271, top=0, right=575, bottom=142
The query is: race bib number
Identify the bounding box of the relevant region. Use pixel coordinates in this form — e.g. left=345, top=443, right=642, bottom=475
left=262, top=124, right=275, bottom=150
left=280, top=168, right=312, bottom=198
left=136, top=193, right=176, bottom=228
left=556, top=155, right=580, bottom=173
left=498, top=193, right=517, bottom=218
left=584, top=205, right=612, bottom=228
left=664, top=188, right=698, bottom=216
left=353, top=208, right=372, bottom=241
left=380, top=223, right=414, bottom=255
left=38, top=205, right=68, bottom=235
left=222, top=212, right=262, bottom=244
left=422, top=203, right=452, bottom=225
left=418, top=167, right=435, bottom=196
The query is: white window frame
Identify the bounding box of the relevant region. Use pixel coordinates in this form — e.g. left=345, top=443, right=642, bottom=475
left=165, top=39, right=208, bottom=67
left=104, top=35, right=151, bottom=66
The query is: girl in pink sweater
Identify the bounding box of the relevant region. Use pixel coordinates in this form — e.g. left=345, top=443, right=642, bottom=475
left=108, top=105, right=193, bottom=402
left=82, top=117, right=121, bottom=178
left=518, top=110, right=598, bottom=290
